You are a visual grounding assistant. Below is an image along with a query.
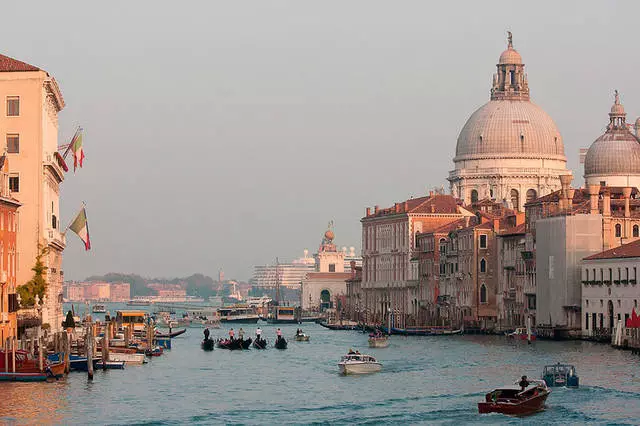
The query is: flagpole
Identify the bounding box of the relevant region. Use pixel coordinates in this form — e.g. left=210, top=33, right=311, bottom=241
left=60, top=127, right=81, bottom=161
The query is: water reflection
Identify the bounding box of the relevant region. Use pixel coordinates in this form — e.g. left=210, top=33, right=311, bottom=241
left=0, top=380, right=69, bottom=424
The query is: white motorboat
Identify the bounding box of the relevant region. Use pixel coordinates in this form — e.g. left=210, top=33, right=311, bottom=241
left=338, top=354, right=382, bottom=375
left=368, top=335, right=390, bottom=348
left=96, top=352, right=146, bottom=365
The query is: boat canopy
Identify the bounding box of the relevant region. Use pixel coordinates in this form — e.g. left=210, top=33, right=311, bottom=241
left=341, top=354, right=377, bottom=362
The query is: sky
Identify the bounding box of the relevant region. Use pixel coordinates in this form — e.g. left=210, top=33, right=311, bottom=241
left=2, top=1, right=639, bottom=282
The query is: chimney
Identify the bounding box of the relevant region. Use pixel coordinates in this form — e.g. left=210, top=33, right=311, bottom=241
left=587, top=184, right=601, bottom=215
left=603, top=189, right=611, bottom=217
left=365, top=207, right=371, bottom=217
left=623, top=187, right=632, bottom=218
left=559, top=175, right=572, bottom=211
left=567, top=188, right=575, bottom=207
left=395, top=203, right=401, bottom=213
left=404, top=201, right=409, bottom=212
left=493, top=218, right=500, bottom=231
left=374, top=205, right=379, bottom=214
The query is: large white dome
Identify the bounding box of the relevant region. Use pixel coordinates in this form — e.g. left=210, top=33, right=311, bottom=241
left=454, top=100, right=566, bottom=161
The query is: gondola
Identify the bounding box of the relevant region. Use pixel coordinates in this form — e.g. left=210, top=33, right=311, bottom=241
left=155, top=328, right=187, bottom=338
left=201, top=338, right=214, bottom=351
left=241, top=337, right=252, bottom=349
left=253, top=338, right=268, bottom=349
left=274, top=337, right=288, bottom=349
left=216, top=338, right=249, bottom=350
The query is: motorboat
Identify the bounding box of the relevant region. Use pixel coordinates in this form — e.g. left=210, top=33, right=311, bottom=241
left=478, top=379, right=551, bottom=415
left=507, top=328, right=537, bottom=341
left=217, top=306, right=260, bottom=324
left=294, top=331, right=310, bottom=341
left=96, top=352, right=146, bottom=365
left=542, top=363, right=579, bottom=387
left=338, top=353, right=382, bottom=375
left=368, top=333, right=390, bottom=348
left=92, top=304, right=106, bottom=313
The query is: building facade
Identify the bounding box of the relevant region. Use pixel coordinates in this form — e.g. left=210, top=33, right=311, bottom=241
left=0, top=155, right=20, bottom=343
left=448, top=34, right=570, bottom=211
left=0, top=53, right=67, bottom=332
left=581, top=239, right=640, bottom=339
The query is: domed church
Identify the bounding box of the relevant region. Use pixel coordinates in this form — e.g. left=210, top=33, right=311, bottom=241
left=448, top=33, right=571, bottom=211
left=584, top=91, right=640, bottom=189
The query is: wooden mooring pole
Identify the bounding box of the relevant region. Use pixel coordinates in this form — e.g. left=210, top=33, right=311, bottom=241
left=86, top=320, right=94, bottom=380
left=37, top=327, right=43, bottom=372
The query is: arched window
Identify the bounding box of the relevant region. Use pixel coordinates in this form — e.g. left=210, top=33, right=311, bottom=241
left=526, top=189, right=537, bottom=203
left=480, top=284, right=487, bottom=304
left=480, top=258, right=486, bottom=273
left=510, top=189, right=519, bottom=211
left=634, top=225, right=639, bottom=238
left=615, top=224, right=622, bottom=238
left=471, top=189, right=478, bottom=203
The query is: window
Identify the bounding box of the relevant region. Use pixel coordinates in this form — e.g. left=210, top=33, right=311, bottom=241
left=480, top=284, right=487, bottom=304
left=599, top=313, right=604, bottom=328
left=585, top=313, right=589, bottom=330
left=526, top=189, right=537, bottom=203
left=479, top=235, right=487, bottom=249
left=52, top=215, right=57, bottom=229
left=615, top=224, right=621, bottom=238
left=586, top=299, right=589, bottom=307
left=471, top=189, right=478, bottom=203
left=600, top=181, right=606, bottom=187
left=6, top=134, right=18, bottom=154
left=634, top=225, right=639, bottom=238
left=510, top=189, right=519, bottom=210
left=6, top=97, right=19, bottom=116
left=8, top=175, right=19, bottom=193
left=480, top=258, right=486, bottom=273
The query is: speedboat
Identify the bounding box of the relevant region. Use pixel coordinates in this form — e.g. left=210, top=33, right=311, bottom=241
left=478, top=379, right=550, bottom=416
left=338, top=354, right=382, bottom=375
left=542, top=363, right=579, bottom=387
left=507, top=328, right=536, bottom=341
left=368, top=333, right=389, bottom=348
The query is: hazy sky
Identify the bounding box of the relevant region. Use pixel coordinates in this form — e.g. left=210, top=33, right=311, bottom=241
left=3, top=1, right=639, bottom=281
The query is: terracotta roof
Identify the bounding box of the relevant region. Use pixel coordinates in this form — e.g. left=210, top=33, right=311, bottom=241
left=0, top=54, right=40, bottom=72
left=584, top=239, right=640, bottom=260
left=432, top=219, right=468, bottom=234
left=499, top=223, right=526, bottom=236
left=365, top=194, right=460, bottom=219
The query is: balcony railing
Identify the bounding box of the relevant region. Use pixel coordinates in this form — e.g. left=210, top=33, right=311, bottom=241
left=47, top=228, right=66, bottom=248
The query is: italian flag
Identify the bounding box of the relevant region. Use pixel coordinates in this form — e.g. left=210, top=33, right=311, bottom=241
left=71, top=129, right=84, bottom=172
left=69, top=207, right=91, bottom=250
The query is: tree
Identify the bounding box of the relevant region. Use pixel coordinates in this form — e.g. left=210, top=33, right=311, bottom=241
left=17, top=245, right=49, bottom=307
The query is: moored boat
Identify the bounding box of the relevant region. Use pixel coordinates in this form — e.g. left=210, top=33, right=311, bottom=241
left=0, top=372, right=48, bottom=382
left=155, top=328, right=186, bottom=338
left=145, top=346, right=163, bottom=357
left=478, top=379, right=551, bottom=416
left=507, top=328, right=537, bottom=341
left=338, top=353, right=382, bottom=375
left=390, top=327, right=462, bottom=336
left=542, top=363, right=579, bottom=388
left=92, top=304, right=106, bottom=313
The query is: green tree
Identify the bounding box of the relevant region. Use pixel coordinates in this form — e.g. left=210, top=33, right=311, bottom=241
left=17, top=245, right=49, bottom=307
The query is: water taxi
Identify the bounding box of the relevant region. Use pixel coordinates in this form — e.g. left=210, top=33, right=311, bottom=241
left=338, top=353, right=382, bottom=375
left=217, top=306, right=260, bottom=323
left=268, top=306, right=298, bottom=324
left=478, top=379, right=550, bottom=416
left=542, top=363, right=579, bottom=387
left=92, top=304, right=106, bottom=313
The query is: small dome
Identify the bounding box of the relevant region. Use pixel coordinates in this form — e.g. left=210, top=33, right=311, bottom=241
left=584, top=131, right=640, bottom=177
left=611, top=102, right=625, bottom=115
left=324, top=230, right=334, bottom=241
left=499, top=48, right=522, bottom=65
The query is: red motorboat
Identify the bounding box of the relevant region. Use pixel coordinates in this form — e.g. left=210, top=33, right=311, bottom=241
left=478, top=379, right=550, bottom=416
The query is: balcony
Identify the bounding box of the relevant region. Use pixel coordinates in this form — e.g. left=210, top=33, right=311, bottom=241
left=47, top=228, right=66, bottom=250
left=44, top=153, right=66, bottom=182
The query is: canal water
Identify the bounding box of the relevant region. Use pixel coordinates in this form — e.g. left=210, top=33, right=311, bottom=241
left=1, top=305, right=639, bottom=425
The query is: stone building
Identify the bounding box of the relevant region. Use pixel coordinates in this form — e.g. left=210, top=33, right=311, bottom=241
left=496, top=214, right=528, bottom=330
left=448, top=34, right=571, bottom=211
left=360, top=193, right=472, bottom=328
left=580, top=239, right=640, bottom=338
left=301, top=227, right=350, bottom=311
left=584, top=92, right=640, bottom=190
left=344, top=261, right=362, bottom=323
left=0, top=53, right=67, bottom=332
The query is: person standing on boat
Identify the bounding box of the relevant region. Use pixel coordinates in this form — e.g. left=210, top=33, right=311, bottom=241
left=519, top=375, right=530, bottom=391
left=204, top=328, right=210, bottom=341
left=229, top=328, right=235, bottom=341
left=256, top=327, right=262, bottom=340
left=238, top=328, right=245, bottom=340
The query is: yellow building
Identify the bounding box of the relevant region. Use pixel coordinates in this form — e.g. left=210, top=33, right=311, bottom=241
left=0, top=53, right=66, bottom=332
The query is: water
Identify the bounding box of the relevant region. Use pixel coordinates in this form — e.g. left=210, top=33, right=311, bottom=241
left=1, top=305, right=639, bottom=425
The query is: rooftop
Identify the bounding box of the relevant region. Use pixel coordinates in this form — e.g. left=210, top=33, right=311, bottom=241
left=583, top=238, right=640, bottom=261
left=0, top=53, right=40, bottom=72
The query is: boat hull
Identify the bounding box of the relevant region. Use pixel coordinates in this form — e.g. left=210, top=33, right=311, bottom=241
left=219, top=317, right=260, bottom=324
left=478, top=391, right=549, bottom=415
left=201, top=339, right=215, bottom=351
left=294, top=335, right=310, bottom=341
left=274, top=338, right=287, bottom=349
left=339, top=362, right=382, bottom=375
left=391, top=327, right=462, bottom=336
left=155, top=328, right=187, bottom=338
left=0, top=372, right=48, bottom=382
left=368, top=338, right=389, bottom=348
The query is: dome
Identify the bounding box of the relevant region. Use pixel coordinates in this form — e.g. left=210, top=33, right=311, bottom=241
left=324, top=230, right=334, bottom=241
left=454, top=100, right=566, bottom=161
left=584, top=131, right=640, bottom=176
left=499, top=47, right=522, bottom=65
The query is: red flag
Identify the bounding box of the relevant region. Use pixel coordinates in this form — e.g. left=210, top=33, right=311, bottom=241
left=631, top=308, right=640, bottom=328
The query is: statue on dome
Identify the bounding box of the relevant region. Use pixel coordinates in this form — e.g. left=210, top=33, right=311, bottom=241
left=507, top=31, right=513, bottom=48
left=614, top=89, right=620, bottom=104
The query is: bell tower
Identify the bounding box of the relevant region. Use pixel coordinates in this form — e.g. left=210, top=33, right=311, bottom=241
left=491, top=32, right=529, bottom=101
